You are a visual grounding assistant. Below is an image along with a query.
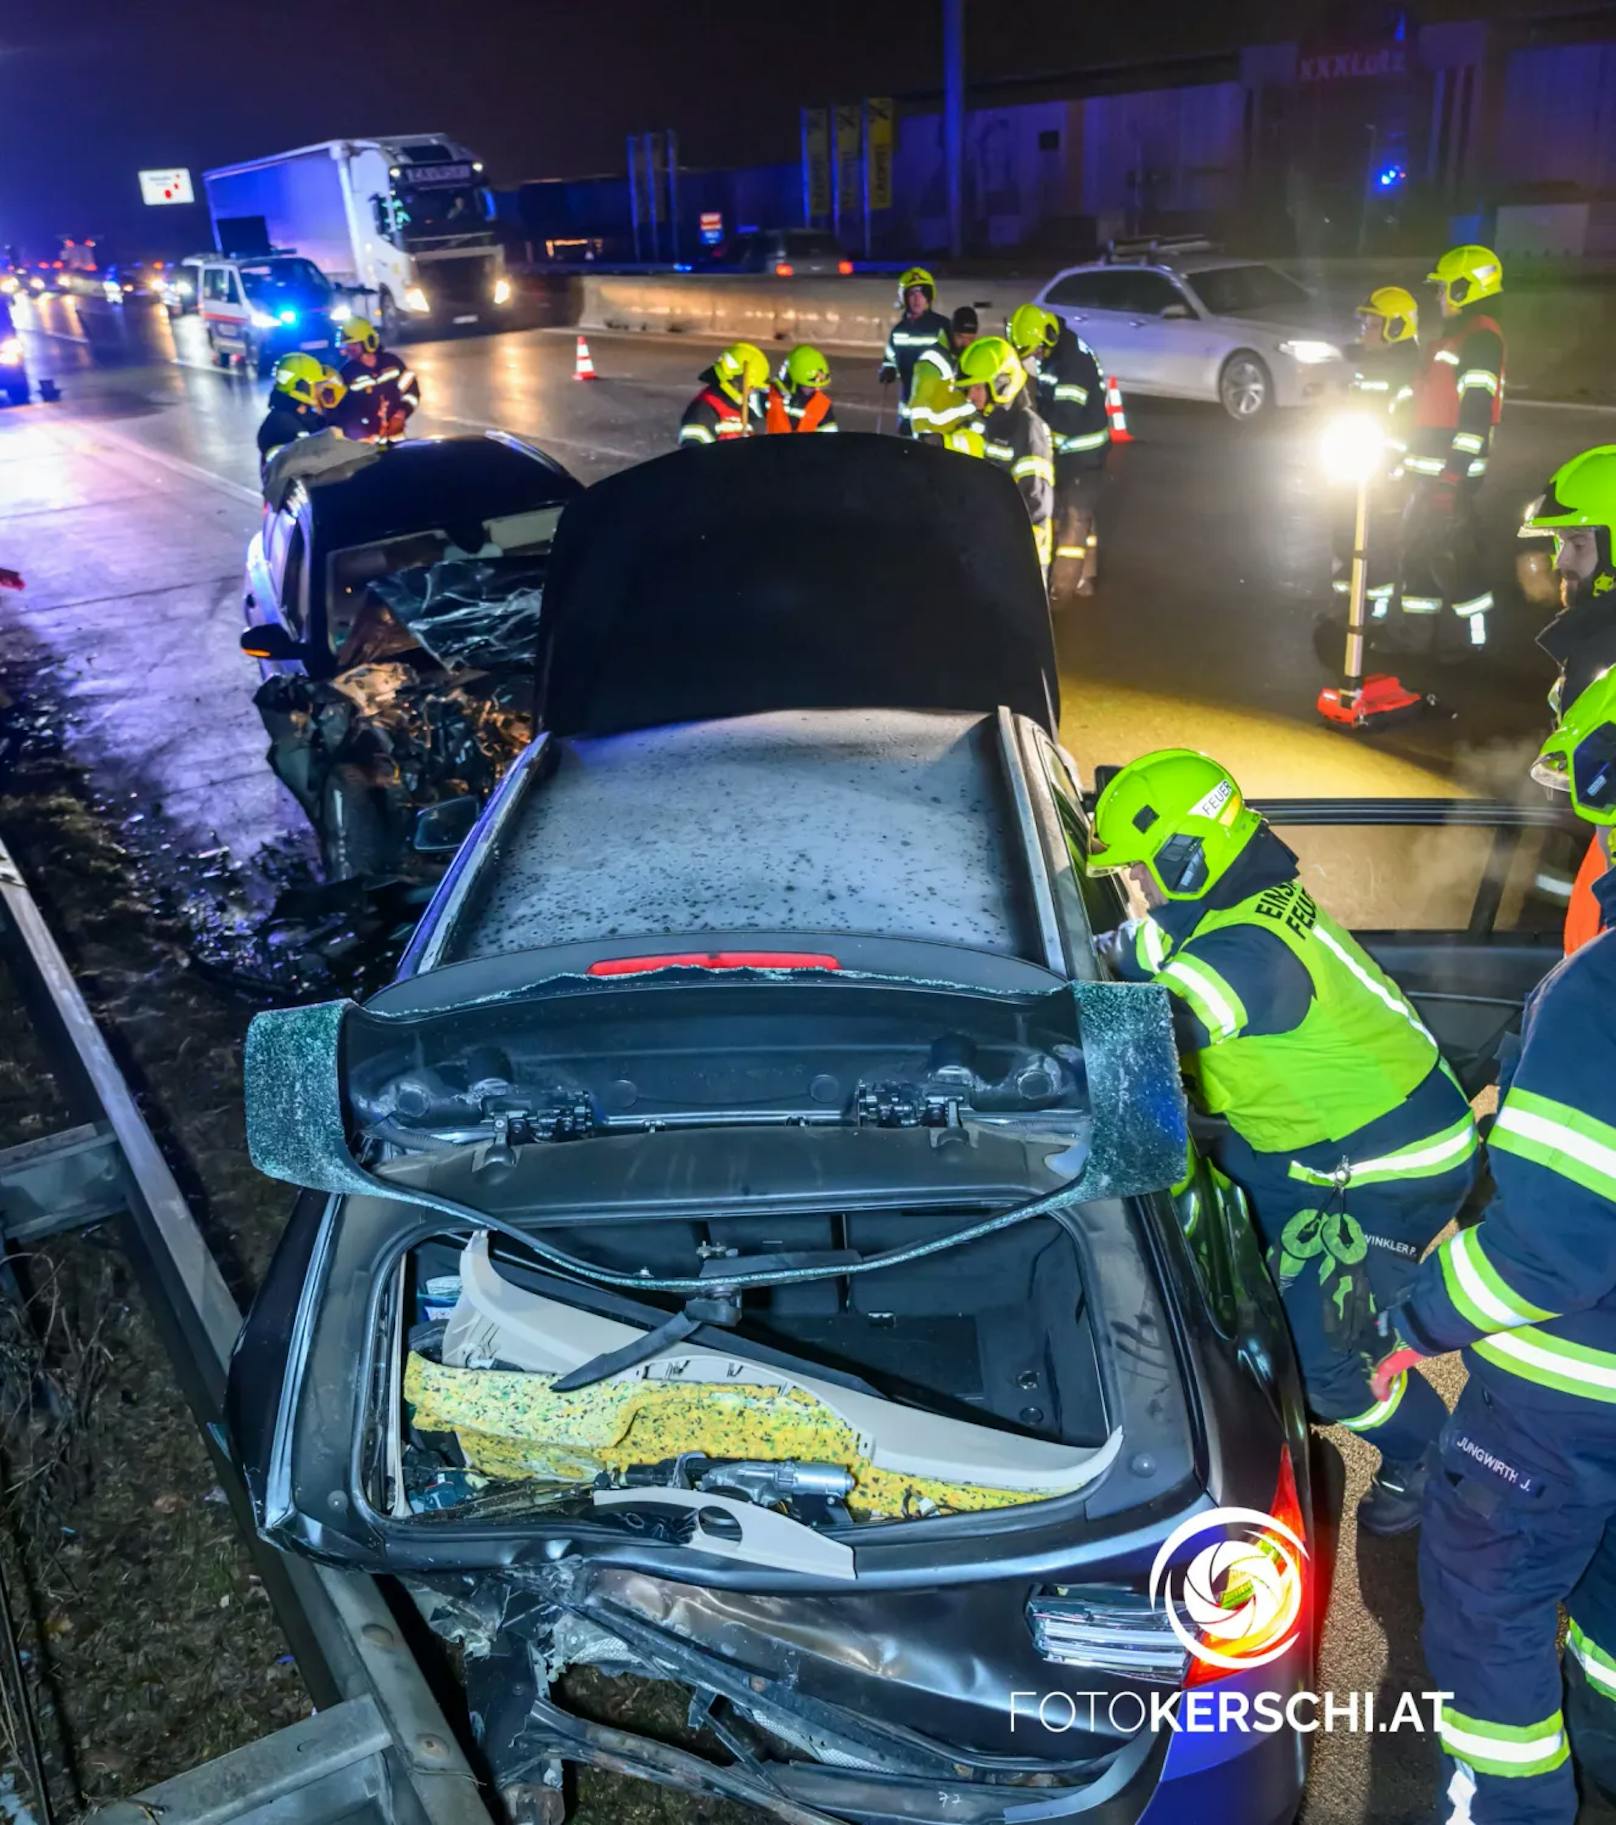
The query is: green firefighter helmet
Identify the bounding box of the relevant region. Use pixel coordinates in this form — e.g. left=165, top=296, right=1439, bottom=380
left=1006, top=302, right=1060, bottom=358
left=1524, top=445, right=1616, bottom=599
left=956, top=335, right=1027, bottom=407
left=273, top=352, right=344, bottom=411
left=1427, top=244, right=1503, bottom=310
left=1356, top=285, right=1418, bottom=345
left=896, top=266, right=936, bottom=308
left=783, top=344, right=831, bottom=390
left=339, top=314, right=380, bottom=354
left=1533, top=667, right=1616, bottom=826
left=712, top=341, right=769, bottom=405
left=1086, top=749, right=1263, bottom=900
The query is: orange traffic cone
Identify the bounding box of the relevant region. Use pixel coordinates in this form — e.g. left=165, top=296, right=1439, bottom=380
left=1105, top=375, right=1134, bottom=444
left=573, top=335, right=598, bottom=381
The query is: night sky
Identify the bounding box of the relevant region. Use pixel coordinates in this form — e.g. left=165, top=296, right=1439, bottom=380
left=0, top=0, right=1553, bottom=254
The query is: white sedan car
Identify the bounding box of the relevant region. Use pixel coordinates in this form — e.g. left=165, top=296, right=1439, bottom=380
left=1035, top=254, right=1350, bottom=421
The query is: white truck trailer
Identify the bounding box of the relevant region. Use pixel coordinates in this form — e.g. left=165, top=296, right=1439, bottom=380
left=202, top=135, right=511, bottom=335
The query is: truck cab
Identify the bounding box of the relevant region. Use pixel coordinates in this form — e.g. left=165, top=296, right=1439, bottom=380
left=355, top=135, right=511, bottom=333
left=203, top=136, right=511, bottom=346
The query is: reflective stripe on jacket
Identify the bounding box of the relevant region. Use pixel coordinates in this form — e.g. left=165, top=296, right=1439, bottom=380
left=1035, top=328, right=1109, bottom=461
left=1152, top=877, right=1442, bottom=1152
left=1408, top=314, right=1504, bottom=481
left=1400, top=873, right=1616, bottom=1409
left=678, top=387, right=755, bottom=447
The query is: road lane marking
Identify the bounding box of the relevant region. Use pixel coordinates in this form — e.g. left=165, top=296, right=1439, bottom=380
left=51, top=418, right=260, bottom=506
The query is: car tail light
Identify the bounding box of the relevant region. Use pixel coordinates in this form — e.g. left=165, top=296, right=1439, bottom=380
left=1026, top=1590, right=1187, bottom=1685
left=587, top=951, right=841, bottom=978
left=774, top=261, right=794, bottom=277
left=1183, top=1447, right=1308, bottom=1687
left=837, top=259, right=854, bottom=275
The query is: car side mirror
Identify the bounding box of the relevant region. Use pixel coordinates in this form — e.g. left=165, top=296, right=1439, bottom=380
left=1161, top=303, right=1194, bottom=320
left=413, top=795, right=480, bottom=854
left=240, top=623, right=301, bottom=662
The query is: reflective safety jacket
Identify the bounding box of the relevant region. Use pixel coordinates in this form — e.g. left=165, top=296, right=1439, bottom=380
left=335, top=349, right=420, bottom=441
left=1405, top=312, right=1504, bottom=485
left=678, top=382, right=763, bottom=447
left=1399, top=869, right=1616, bottom=1411
left=981, top=396, right=1054, bottom=568
left=982, top=397, right=1053, bottom=522
left=1035, top=327, right=1109, bottom=466
left=909, top=350, right=980, bottom=447
left=256, top=400, right=328, bottom=474
left=880, top=309, right=951, bottom=422
left=763, top=383, right=837, bottom=433
left=1114, top=831, right=1452, bottom=1155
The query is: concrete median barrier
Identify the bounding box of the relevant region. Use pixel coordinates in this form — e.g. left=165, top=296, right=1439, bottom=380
left=516, top=264, right=1616, bottom=403
left=569, top=274, right=1029, bottom=353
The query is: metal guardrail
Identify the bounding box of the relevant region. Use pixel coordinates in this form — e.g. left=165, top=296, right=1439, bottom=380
left=0, top=835, right=494, bottom=1825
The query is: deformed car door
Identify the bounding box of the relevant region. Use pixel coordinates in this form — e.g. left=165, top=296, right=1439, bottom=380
left=1253, top=797, right=1585, bottom=1096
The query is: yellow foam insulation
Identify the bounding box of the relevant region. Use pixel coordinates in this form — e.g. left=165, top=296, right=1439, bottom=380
left=404, top=1353, right=1035, bottom=1520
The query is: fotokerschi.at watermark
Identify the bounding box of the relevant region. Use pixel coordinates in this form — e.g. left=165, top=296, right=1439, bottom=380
left=1013, top=1503, right=1450, bottom=1740
left=1010, top=1688, right=1453, bottom=1738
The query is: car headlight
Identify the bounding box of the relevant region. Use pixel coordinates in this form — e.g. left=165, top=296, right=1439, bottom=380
left=0, top=338, right=22, bottom=366
left=102, top=281, right=120, bottom=301
left=329, top=301, right=351, bottom=324
left=176, top=278, right=193, bottom=296
left=403, top=286, right=430, bottom=314
left=493, top=276, right=512, bottom=305
left=1279, top=338, right=1344, bottom=365
left=250, top=309, right=279, bottom=329
left=28, top=277, right=44, bottom=291
left=0, top=277, right=16, bottom=295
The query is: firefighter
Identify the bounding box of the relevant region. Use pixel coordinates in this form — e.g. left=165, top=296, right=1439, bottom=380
left=1395, top=244, right=1506, bottom=651
left=333, top=316, right=420, bottom=442
left=764, top=346, right=837, bottom=433
left=1088, top=750, right=1479, bottom=1535
left=957, top=336, right=1053, bottom=574
left=878, top=266, right=950, bottom=437
left=678, top=342, right=767, bottom=447
left=949, top=304, right=979, bottom=352
left=905, top=306, right=983, bottom=449
left=256, top=354, right=345, bottom=478
left=1334, top=286, right=1421, bottom=623
left=1008, top=303, right=1109, bottom=599
left=1523, top=447, right=1616, bottom=955
left=1372, top=667, right=1616, bottom=1822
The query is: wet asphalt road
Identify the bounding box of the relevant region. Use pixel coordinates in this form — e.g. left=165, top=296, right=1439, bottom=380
left=4, top=289, right=1616, bottom=1825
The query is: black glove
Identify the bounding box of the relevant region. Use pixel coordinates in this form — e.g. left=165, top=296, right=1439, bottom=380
left=878, top=367, right=896, bottom=387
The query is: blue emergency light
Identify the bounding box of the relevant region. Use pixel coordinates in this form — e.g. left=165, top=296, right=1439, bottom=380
left=1376, top=164, right=1406, bottom=190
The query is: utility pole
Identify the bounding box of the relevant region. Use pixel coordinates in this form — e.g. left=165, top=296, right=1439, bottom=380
left=943, top=0, right=964, bottom=258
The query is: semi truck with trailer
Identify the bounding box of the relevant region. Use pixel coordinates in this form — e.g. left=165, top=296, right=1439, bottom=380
left=202, top=136, right=511, bottom=336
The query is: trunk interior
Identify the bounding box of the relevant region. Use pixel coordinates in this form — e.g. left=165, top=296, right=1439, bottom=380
left=389, top=1209, right=1108, bottom=1534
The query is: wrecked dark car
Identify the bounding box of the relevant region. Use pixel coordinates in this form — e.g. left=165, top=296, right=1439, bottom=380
left=230, top=438, right=1340, bottom=1825
left=240, top=433, right=580, bottom=882
left=227, top=440, right=1578, bottom=1822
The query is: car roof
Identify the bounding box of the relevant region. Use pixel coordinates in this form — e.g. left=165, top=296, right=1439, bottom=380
left=439, top=708, right=1046, bottom=967
left=303, top=433, right=580, bottom=556
left=1049, top=254, right=1270, bottom=280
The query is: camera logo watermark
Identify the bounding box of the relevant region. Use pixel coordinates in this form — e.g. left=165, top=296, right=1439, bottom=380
left=1148, top=1504, right=1308, bottom=1672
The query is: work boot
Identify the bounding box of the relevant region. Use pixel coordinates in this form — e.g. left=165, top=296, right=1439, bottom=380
left=1357, top=1459, right=1429, bottom=1537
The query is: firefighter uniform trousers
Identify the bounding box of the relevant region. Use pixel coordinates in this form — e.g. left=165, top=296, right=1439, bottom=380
left=1393, top=901, right=1616, bottom=1824
left=1035, top=328, right=1110, bottom=596
left=1217, top=1098, right=1477, bottom=1468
